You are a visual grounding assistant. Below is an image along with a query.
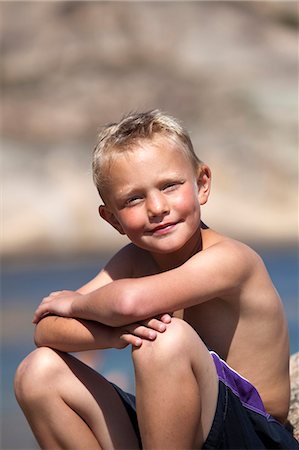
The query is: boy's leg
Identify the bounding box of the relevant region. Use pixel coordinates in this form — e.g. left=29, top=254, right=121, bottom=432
left=14, top=347, right=140, bottom=450
left=132, top=317, right=218, bottom=450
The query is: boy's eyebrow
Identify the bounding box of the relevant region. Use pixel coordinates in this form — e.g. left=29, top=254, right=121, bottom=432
left=117, top=188, right=140, bottom=199
left=114, top=185, right=143, bottom=201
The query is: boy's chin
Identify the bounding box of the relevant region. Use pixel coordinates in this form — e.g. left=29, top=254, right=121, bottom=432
left=142, top=241, right=186, bottom=255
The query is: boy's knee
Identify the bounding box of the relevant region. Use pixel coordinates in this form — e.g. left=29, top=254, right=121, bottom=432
left=132, top=318, right=198, bottom=370
left=14, top=347, right=60, bottom=403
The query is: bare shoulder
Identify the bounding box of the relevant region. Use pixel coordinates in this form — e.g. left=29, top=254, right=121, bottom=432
left=200, top=230, right=265, bottom=280
left=223, top=239, right=267, bottom=278
left=77, top=244, right=154, bottom=293
left=105, top=243, right=158, bottom=279
left=217, top=238, right=263, bottom=266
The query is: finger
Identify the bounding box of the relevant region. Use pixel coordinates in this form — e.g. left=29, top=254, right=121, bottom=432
left=33, top=311, right=50, bottom=324
left=39, top=295, right=53, bottom=305
left=48, top=290, right=74, bottom=298
left=125, top=324, right=157, bottom=340
left=120, top=333, right=142, bottom=347
left=32, top=310, right=47, bottom=324
left=32, top=307, right=44, bottom=324
left=33, top=301, right=52, bottom=323
left=159, top=313, right=172, bottom=324
left=49, top=291, right=62, bottom=297
left=139, top=318, right=167, bottom=333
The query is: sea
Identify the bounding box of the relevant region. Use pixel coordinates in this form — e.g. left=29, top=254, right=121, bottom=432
left=1, top=248, right=298, bottom=449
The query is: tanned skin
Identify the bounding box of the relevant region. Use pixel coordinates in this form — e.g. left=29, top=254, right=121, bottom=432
left=15, top=136, right=290, bottom=449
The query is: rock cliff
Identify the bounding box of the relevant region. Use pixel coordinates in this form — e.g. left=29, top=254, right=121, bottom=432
left=289, top=353, right=299, bottom=441
left=2, top=2, right=298, bottom=258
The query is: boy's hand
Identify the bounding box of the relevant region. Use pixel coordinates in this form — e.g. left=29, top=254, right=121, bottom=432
left=116, top=314, right=172, bottom=348
left=32, top=290, right=82, bottom=324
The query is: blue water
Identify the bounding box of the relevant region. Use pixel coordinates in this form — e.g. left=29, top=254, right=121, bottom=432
left=1, top=248, right=298, bottom=449
left=2, top=248, right=298, bottom=351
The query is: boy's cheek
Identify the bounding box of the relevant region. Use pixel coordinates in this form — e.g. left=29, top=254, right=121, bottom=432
left=174, top=192, right=198, bottom=215
left=119, top=211, right=144, bottom=231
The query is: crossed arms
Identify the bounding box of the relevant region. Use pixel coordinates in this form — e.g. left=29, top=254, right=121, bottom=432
left=33, top=240, right=254, bottom=352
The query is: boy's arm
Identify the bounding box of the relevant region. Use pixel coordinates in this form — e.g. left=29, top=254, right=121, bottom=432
left=34, top=313, right=170, bottom=351
left=34, top=240, right=257, bottom=327
left=34, top=315, right=123, bottom=351
left=34, top=256, right=121, bottom=350
left=34, top=245, right=170, bottom=350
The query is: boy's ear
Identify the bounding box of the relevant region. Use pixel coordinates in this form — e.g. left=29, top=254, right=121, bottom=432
left=98, top=205, right=126, bottom=235
left=197, top=165, right=211, bottom=205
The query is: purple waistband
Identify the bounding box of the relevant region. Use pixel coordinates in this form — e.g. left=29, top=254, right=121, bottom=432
left=210, top=351, right=270, bottom=418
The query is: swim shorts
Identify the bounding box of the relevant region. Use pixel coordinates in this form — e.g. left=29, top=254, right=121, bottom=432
left=203, top=351, right=299, bottom=449
left=111, top=352, right=299, bottom=449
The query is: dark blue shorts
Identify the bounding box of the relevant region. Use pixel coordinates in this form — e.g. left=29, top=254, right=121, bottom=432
left=203, top=352, right=299, bottom=449
left=112, top=351, right=298, bottom=449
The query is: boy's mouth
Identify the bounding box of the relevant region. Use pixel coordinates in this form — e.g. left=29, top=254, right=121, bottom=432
left=148, top=222, right=178, bottom=236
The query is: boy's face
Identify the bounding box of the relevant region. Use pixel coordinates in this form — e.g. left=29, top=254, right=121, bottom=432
left=100, top=137, right=210, bottom=260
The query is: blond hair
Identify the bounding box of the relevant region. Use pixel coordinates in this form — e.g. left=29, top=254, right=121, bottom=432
left=92, top=110, right=203, bottom=199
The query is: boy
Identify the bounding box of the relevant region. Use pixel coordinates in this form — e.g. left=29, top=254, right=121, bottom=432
left=15, top=110, right=298, bottom=449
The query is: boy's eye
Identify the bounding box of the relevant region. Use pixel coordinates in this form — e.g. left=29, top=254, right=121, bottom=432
left=125, top=196, right=143, bottom=206
left=162, top=181, right=181, bottom=192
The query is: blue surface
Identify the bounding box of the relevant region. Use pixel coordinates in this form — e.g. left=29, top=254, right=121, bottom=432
left=1, top=248, right=298, bottom=449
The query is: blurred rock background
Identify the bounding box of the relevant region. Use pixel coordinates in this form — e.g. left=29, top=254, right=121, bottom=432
left=2, top=1, right=298, bottom=262
left=1, top=3, right=298, bottom=449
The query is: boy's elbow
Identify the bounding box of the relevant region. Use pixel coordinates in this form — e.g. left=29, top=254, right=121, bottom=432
left=111, top=285, right=142, bottom=325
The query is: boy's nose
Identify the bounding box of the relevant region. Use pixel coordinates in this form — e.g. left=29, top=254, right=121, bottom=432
left=147, top=192, right=170, bottom=218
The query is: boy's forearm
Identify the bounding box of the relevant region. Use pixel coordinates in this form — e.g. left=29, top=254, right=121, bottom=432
left=34, top=278, right=170, bottom=327
left=72, top=279, right=144, bottom=326
left=34, top=315, right=122, bottom=352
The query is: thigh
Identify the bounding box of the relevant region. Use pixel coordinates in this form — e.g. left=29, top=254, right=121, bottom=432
left=47, top=349, right=140, bottom=450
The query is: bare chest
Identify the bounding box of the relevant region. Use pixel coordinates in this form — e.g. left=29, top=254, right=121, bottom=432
left=183, top=299, right=240, bottom=360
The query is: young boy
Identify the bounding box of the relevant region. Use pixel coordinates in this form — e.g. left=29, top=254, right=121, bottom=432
left=15, top=110, right=298, bottom=449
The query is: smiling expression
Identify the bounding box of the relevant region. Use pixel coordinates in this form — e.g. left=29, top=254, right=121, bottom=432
left=100, top=136, right=210, bottom=265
